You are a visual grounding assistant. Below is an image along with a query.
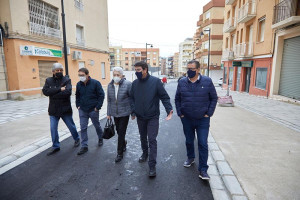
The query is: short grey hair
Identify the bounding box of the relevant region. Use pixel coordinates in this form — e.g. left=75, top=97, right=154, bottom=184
left=113, top=67, right=124, bottom=75
left=52, top=63, right=64, bottom=72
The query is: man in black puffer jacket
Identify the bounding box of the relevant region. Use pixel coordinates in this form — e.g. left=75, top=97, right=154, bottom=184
left=131, top=61, right=173, bottom=177
left=42, top=63, right=80, bottom=156
left=175, top=60, right=218, bottom=180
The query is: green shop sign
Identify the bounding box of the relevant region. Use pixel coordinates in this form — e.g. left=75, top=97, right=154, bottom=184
left=20, top=45, right=62, bottom=58
left=233, top=61, right=253, bottom=68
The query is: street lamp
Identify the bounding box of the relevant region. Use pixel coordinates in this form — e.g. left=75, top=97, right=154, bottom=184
left=61, top=0, right=69, bottom=76
left=145, top=43, right=153, bottom=74
left=200, top=28, right=211, bottom=77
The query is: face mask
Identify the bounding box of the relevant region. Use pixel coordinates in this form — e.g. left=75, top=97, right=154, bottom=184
left=56, top=72, right=63, bottom=79
left=135, top=71, right=143, bottom=80
left=187, top=70, right=196, bottom=79
left=79, top=76, right=87, bottom=82
left=113, top=76, right=121, bottom=83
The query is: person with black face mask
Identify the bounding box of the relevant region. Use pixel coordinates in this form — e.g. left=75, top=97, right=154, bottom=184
left=131, top=61, right=173, bottom=177
left=175, top=60, right=218, bottom=180
left=42, top=63, right=80, bottom=156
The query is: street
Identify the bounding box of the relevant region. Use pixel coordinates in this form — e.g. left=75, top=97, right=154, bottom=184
left=0, top=82, right=213, bottom=200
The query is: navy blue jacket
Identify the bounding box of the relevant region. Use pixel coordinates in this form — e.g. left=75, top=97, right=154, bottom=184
left=131, top=74, right=173, bottom=120
left=76, top=77, right=105, bottom=112
left=175, top=75, right=218, bottom=120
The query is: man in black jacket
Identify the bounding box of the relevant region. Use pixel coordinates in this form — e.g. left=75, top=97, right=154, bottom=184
left=76, top=68, right=105, bottom=155
left=131, top=61, right=173, bottom=177
left=42, top=63, right=80, bottom=156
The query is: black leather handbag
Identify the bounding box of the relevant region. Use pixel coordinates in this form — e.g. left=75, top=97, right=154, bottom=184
left=103, top=119, right=115, bottom=139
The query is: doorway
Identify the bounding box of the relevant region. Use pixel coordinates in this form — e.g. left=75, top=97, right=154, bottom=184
left=236, top=67, right=241, bottom=91
left=244, top=67, right=251, bottom=93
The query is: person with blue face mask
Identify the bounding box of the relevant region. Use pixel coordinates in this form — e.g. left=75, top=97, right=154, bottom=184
left=107, top=67, right=134, bottom=162
left=175, top=60, right=218, bottom=180
left=131, top=61, right=173, bottom=177
left=76, top=68, right=105, bottom=155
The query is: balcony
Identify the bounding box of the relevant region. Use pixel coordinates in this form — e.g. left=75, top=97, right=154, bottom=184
left=272, top=0, right=300, bottom=29
left=236, top=42, right=253, bottom=58
left=76, top=38, right=85, bottom=46
left=238, top=1, right=256, bottom=23
left=222, top=48, right=235, bottom=60
left=223, top=17, right=237, bottom=33
left=226, top=0, right=236, bottom=5
left=29, top=22, right=61, bottom=38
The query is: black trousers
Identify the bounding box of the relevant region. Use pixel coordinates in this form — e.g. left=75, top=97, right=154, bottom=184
left=114, top=116, right=130, bottom=155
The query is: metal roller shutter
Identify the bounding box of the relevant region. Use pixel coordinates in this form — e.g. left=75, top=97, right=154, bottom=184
left=279, top=36, right=300, bottom=100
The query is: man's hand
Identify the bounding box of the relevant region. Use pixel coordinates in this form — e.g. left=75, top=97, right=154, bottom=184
left=180, top=115, right=184, bottom=118
left=78, top=107, right=80, bottom=110
left=94, top=108, right=99, bottom=112
left=166, top=110, right=173, bottom=121
left=204, top=115, right=209, bottom=118
left=61, top=86, right=66, bottom=91
left=131, top=116, right=136, bottom=120
left=107, top=116, right=111, bottom=120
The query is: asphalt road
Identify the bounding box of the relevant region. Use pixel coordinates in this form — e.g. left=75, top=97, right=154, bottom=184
left=0, top=82, right=213, bottom=200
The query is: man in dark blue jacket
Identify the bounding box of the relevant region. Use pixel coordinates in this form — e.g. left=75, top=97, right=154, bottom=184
left=76, top=68, right=105, bottom=155
left=131, top=61, right=173, bottom=177
left=175, top=60, right=218, bottom=180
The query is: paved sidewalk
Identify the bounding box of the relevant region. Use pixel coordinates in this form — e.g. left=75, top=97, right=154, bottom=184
left=217, top=88, right=300, bottom=132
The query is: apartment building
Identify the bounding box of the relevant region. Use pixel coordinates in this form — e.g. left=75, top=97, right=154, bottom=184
left=178, top=38, right=193, bottom=74
left=221, top=0, right=276, bottom=96
left=173, top=52, right=179, bottom=77
left=270, top=0, right=300, bottom=100
left=120, top=48, right=159, bottom=71
left=109, top=46, right=122, bottom=70
left=160, top=58, right=167, bottom=75
left=194, top=0, right=225, bottom=80
left=0, top=0, right=110, bottom=99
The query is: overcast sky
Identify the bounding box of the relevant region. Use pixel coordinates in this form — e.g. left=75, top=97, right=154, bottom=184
left=108, top=0, right=210, bottom=57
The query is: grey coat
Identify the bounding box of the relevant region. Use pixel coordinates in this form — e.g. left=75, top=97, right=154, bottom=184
left=107, top=79, right=133, bottom=117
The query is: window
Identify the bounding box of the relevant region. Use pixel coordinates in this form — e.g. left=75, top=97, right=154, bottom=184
left=240, top=28, right=243, bottom=43
left=79, top=61, right=85, bottom=69
left=153, top=52, right=157, bottom=54
left=258, top=17, right=266, bottom=42
left=206, top=12, right=210, bottom=20
left=255, top=68, right=268, bottom=89
left=76, top=25, right=84, bottom=46
left=28, top=0, right=60, bottom=38
left=225, top=37, right=229, bottom=48
left=101, top=62, right=106, bottom=79
left=74, top=0, right=84, bottom=11
left=223, top=67, right=227, bottom=84
left=229, top=67, right=234, bottom=85
left=125, top=57, right=128, bottom=60
left=125, top=52, right=128, bottom=54
left=116, top=49, right=120, bottom=53
left=204, top=42, right=209, bottom=50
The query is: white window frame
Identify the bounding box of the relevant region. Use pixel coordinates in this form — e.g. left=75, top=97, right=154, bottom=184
left=101, top=62, right=106, bottom=79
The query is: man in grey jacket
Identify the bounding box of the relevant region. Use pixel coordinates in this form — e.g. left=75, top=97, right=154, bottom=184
left=107, top=67, right=134, bottom=162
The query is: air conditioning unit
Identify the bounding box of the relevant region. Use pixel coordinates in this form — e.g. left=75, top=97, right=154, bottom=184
left=72, top=51, right=82, bottom=60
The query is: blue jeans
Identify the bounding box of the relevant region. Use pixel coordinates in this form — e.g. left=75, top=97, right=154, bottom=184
left=50, top=115, right=80, bottom=149
left=79, top=109, right=103, bottom=147
left=181, top=116, right=210, bottom=172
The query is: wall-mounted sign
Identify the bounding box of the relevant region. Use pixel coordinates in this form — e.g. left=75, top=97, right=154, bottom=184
left=232, top=61, right=242, bottom=67
left=20, top=45, right=62, bottom=58
left=233, top=61, right=253, bottom=68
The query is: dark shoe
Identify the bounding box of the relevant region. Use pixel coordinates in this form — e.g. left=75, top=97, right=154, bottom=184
left=115, top=154, right=123, bottom=163
left=74, top=139, right=80, bottom=147
left=98, top=139, right=103, bottom=147
left=123, top=140, right=127, bottom=152
left=199, top=171, right=210, bottom=180
left=47, top=148, right=60, bottom=156
left=77, top=147, right=88, bottom=155
left=139, top=153, right=148, bottom=163
left=183, top=158, right=195, bottom=168
left=149, top=166, right=156, bottom=177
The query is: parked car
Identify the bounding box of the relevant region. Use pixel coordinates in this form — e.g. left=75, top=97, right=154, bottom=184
left=218, top=78, right=223, bottom=86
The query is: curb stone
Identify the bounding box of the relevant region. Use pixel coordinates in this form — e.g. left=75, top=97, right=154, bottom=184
left=0, top=115, right=105, bottom=175
left=208, top=132, right=248, bottom=200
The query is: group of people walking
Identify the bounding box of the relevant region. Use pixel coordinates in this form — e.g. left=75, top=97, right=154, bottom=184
left=43, top=60, right=217, bottom=179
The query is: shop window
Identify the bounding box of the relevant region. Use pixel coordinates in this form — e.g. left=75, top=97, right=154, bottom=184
left=255, top=67, right=268, bottom=90
left=229, top=67, right=234, bottom=85
left=258, top=16, right=266, bottom=42
left=101, top=62, right=106, bottom=79
left=223, top=67, right=227, bottom=84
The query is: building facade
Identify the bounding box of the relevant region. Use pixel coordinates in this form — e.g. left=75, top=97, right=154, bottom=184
left=270, top=0, right=300, bottom=101
left=221, top=0, right=275, bottom=97
left=173, top=52, right=179, bottom=77
left=194, top=0, right=224, bottom=80
left=160, top=57, right=167, bottom=75
left=109, top=46, right=122, bottom=70
left=0, top=0, right=110, bottom=99
left=178, top=38, right=193, bottom=74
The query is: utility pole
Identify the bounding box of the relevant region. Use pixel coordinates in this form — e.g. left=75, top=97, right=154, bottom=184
left=61, top=0, right=69, bottom=76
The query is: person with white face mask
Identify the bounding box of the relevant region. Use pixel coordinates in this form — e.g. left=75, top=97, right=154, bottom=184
left=107, top=67, right=134, bottom=162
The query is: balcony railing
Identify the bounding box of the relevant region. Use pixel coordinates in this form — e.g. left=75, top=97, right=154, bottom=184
left=223, top=17, right=237, bottom=33
left=76, top=38, right=85, bottom=46
left=236, top=42, right=253, bottom=58
left=273, top=0, right=298, bottom=24
left=222, top=48, right=235, bottom=60
left=238, top=1, right=256, bottom=23
left=29, top=22, right=61, bottom=38
left=75, top=0, right=84, bottom=11
left=226, top=0, right=236, bottom=5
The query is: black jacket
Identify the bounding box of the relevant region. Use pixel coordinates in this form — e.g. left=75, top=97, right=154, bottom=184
left=42, top=75, right=73, bottom=117
left=76, top=77, right=105, bottom=113
left=131, top=74, right=172, bottom=120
